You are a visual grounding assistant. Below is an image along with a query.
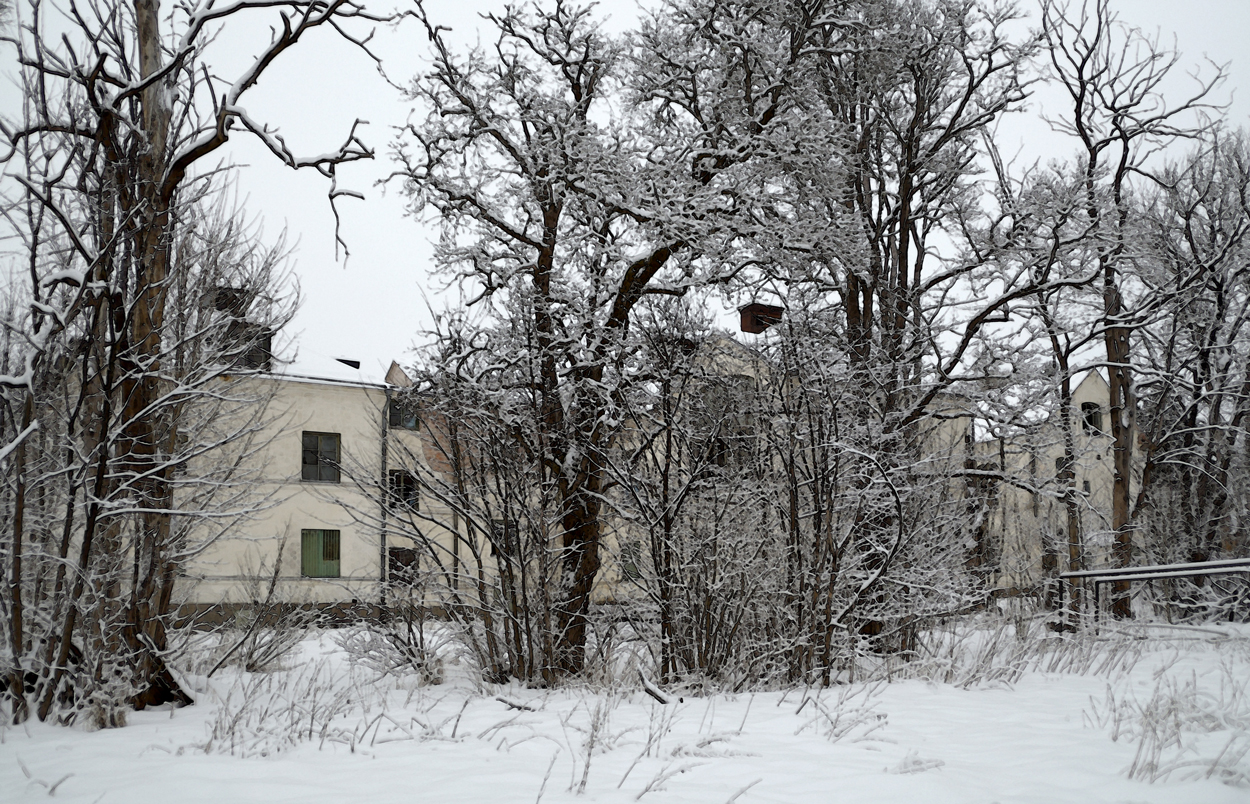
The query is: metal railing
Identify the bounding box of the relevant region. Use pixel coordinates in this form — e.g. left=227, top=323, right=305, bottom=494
left=1059, top=557, right=1250, bottom=624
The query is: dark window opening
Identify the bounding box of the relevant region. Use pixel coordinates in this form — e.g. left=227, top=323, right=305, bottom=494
left=489, top=519, right=519, bottom=558
left=211, top=286, right=252, bottom=317
left=388, top=546, right=419, bottom=584
left=302, top=432, right=341, bottom=482
left=388, top=470, right=418, bottom=510
left=703, top=431, right=755, bottom=471
left=223, top=321, right=273, bottom=372
left=388, top=398, right=419, bottom=430
left=301, top=529, right=341, bottom=578
left=1081, top=402, right=1103, bottom=435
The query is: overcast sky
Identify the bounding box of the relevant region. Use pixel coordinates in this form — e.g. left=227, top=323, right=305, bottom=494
left=5, top=1, right=1249, bottom=381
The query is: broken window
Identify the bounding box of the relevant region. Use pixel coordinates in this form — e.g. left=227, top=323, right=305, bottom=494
left=388, top=546, right=419, bottom=584
left=1081, top=402, right=1103, bottom=435
left=388, top=469, right=418, bottom=510
left=219, top=320, right=273, bottom=372
left=388, top=398, right=419, bottom=430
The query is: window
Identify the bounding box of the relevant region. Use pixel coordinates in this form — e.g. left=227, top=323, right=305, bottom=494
left=620, top=541, right=643, bottom=581
left=388, top=398, right=419, bottom=430
left=388, top=470, right=418, bottom=510
left=301, top=529, right=340, bottom=578
left=302, top=432, right=340, bottom=482
left=212, top=287, right=248, bottom=316
left=223, top=320, right=273, bottom=371
left=1081, top=402, right=1103, bottom=435
left=388, top=546, right=418, bottom=584
left=489, top=519, right=518, bottom=558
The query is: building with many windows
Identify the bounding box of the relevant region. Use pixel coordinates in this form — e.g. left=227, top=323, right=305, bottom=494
left=177, top=356, right=434, bottom=612
left=175, top=333, right=1124, bottom=619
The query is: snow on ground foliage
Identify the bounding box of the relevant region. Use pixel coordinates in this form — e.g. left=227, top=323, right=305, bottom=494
left=2, top=620, right=1248, bottom=803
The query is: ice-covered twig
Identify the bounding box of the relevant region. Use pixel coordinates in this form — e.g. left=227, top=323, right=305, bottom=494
left=0, top=421, right=38, bottom=464
left=639, top=670, right=670, bottom=704
left=634, top=761, right=706, bottom=800
left=724, top=779, right=762, bottom=804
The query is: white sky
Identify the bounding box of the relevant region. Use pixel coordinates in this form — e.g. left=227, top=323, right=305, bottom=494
left=207, top=0, right=648, bottom=378
left=3, top=1, right=1249, bottom=379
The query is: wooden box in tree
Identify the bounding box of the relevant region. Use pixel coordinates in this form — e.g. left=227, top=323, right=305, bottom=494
left=738, top=303, right=784, bottom=334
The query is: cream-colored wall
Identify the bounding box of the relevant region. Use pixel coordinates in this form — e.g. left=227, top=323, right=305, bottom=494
left=179, top=375, right=435, bottom=605
left=986, top=372, right=1121, bottom=592
left=185, top=355, right=1108, bottom=610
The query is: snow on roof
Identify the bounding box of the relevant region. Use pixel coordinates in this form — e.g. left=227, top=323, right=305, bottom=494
left=277, top=346, right=400, bottom=387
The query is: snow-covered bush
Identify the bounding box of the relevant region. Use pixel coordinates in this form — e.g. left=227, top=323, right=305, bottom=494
left=335, top=620, right=448, bottom=687
left=214, top=607, right=317, bottom=675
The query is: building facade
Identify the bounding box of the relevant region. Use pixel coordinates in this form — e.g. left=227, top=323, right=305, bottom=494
left=178, top=359, right=438, bottom=610
left=981, top=371, right=1123, bottom=597
left=177, top=350, right=1125, bottom=616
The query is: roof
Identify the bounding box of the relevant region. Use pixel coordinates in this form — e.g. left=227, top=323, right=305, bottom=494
left=275, top=346, right=410, bottom=388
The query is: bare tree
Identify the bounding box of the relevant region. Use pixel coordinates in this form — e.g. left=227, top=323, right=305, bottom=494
left=396, top=0, right=832, bottom=676
left=352, top=319, right=567, bottom=684
left=603, top=300, right=781, bottom=683
left=750, top=0, right=1047, bottom=652
left=1040, top=0, right=1223, bottom=617
left=0, top=0, right=385, bottom=723
left=1132, top=133, right=1250, bottom=612
left=983, top=158, right=1105, bottom=613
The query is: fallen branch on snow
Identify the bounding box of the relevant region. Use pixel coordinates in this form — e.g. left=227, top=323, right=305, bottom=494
left=639, top=670, right=670, bottom=704
left=496, top=696, right=536, bottom=711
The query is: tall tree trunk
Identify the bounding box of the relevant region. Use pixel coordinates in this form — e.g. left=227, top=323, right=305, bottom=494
left=7, top=395, right=34, bottom=723
left=1106, top=285, right=1135, bottom=618
left=115, top=0, right=191, bottom=709
left=553, top=479, right=603, bottom=676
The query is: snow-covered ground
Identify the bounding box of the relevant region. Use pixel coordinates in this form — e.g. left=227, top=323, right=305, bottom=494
left=3, top=622, right=1248, bottom=803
